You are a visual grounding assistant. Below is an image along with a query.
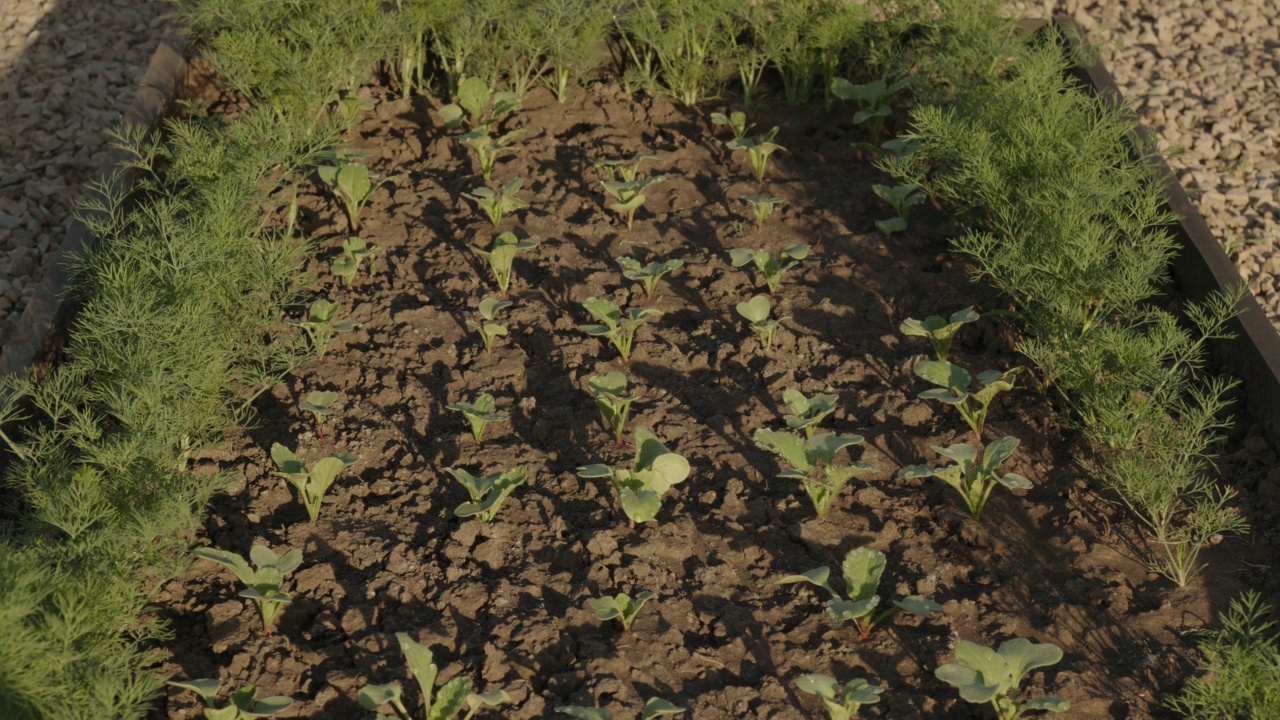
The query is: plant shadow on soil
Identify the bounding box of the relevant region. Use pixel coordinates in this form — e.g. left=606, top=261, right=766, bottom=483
left=149, top=73, right=1259, bottom=720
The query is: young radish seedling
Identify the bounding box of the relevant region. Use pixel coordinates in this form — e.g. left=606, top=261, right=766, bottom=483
left=711, top=110, right=752, bottom=141
left=317, top=162, right=392, bottom=231
left=752, top=429, right=876, bottom=516
left=359, top=632, right=511, bottom=720
left=831, top=76, right=909, bottom=144
left=596, top=153, right=661, bottom=183
left=900, top=306, right=981, bottom=360
left=331, top=236, right=378, bottom=284
left=288, top=299, right=357, bottom=357
left=736, top=295, right=786, bottom=350
left=728, top=243, right=809, bottom=294
left=445, top=466, right=528, bottom=522
left=271, top=443, right=357, bottom=523
left=457, top=127, right=526, bottom=182
left=794, top=674, right=883, bottom=720
left=779, top=388, right=840, bottom=438
left=898, top=436, right=1032, bottom=521
left=913, top=360, right=1021, bottom=442
left=557, top=698, right=684, bottom=720
left=742, top=195, right=784, bottom=229
left=871, top=183, right=925, bottom=236
left=300, top=390, right=340, bottom=446
left=597, top=153, right=666, bottom=230
left=193, top=544, right=302, bottom=634
left=466, top=297, right=514, bottom=352
left=463, top=178, right=527, bottom=227
left=935, top=638, right=1071, bottom=720
left=588, top=590, right=655, bottom=633
left=587, top=371, right=640, bottom=445
left=777, top=546, right=942, bottom=640
left=616, top=256, right=683, bottom=298
left=727, top=126, right=784, bottom=183
left=447, top=393, right=510, bottom=446
left=579, top=297, right=662, bottom=361
left=577, top=427, right=690, bottom=527
left=168, top=679, right=292, bottom=720
left=469, top=232, right=537, bottom=295
left=438, top=76, right=521, bottom=131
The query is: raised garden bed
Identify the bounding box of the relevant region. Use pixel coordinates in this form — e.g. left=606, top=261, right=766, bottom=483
left=152, top=75, right=1236, bottom=719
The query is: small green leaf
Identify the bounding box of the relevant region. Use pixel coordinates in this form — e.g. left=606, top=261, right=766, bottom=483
left=640, top=697, right=684, bottom=720
left=557, top=707, right=612, bottom=720
left=893, top=595, right=943, bottom=616
left=794, top=673, right=840, bottom=699
left=358, top=682, right=403, bottom=711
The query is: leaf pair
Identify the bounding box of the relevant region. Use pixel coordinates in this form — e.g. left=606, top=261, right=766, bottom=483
left=317, top=163, right=391, bottom=231
left=935, top=638, right=1070, bottom=720
left=727, top=126, right=784, bottom=183
left=588, top=590, right=654, bottom=632
left=193, top=544, right=302, bottom=633
left=578, top=428, right=690, bottom=526
left=557, top=697, right=683, bottom=720
left=778, top=546, right=942, bottom=639
left=287, top=299, right=357, bottom=357
left=446, top=466, right=528, bottom=522
left=463, top=178, right=527, bottom=227
left=795, top=674, right=882, bottom=720
left=897, top=437, right=1031, bottom=521
left=466, top=297, right=513, bottom=352
left=359, top=632, right=511, bottom=720
left=588, top=372, right=640, bottom=445
left=579, top=297, right=661, bottom=361
left=871, top=183, right=925, bottom=236
left=331, top=236, right=378, bottom=285
left=899, top=306, right=981, bottom=360
left=753, top=429, right=877, bottom=516
left=439, top=77, right=521, bottom=131
left=728, top=243, right=809, bottom=294
left=913, top=360, right=1021, bottom=441
left=447, top=393, right=510, bottom=445
left=736, top=295, right=786, bottom=350
left=617, top=256, right=683, bottom=297
left=781, top=388, right=839, bottom=438
left=270, top=443, right=356, bottom=523
left=470, top=232, right=538, bottom=295
left=168, top=679, right=292, bottom=720
left=742, top=195, right=784, bottom=229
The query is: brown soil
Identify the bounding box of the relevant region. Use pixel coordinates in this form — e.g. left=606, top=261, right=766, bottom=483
left=150, top=77, right=1259, bottom=719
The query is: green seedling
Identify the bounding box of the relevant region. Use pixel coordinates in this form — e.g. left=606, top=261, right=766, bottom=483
left=270, top=443, right=356, bottom=523
left=913, top=361, right=1021, bottom=442
left=317, top=162, right=391, bottom=231
left=795, top=674, right=883, bottom=720
left=878, top=135, right=923, bottom=171
left=897, top=437, right=1032, bottom=521
left=466, top=297, right=513, bottom=352
left=577, top=427, right=690, bottom=527
left=587, top=371, right=640, bottom=445
left=900, top=307, right=981, bottom=361
left=872, top=184, right=925, bottom=236
left=193, top=544, right=302, bottom=633
left=438, top=76, right=521, bottom=131
left=287, top=299, right=357, bottom=357
left=338, top=96, right=376, bottom=126
left=331, top=236, right=378, bottom=284
left=446, top=466, right=528, bottom=522
left=753, top=429, right=877, bottom=516
left=777, top=546, right=942, bottom=640
left=579, top=297, right=662, bottom=361
left=782, top=388, right=840, bottom=438
left=469, top=232, right=538, bottom=295
left=935, top=638, right=1070, bottom=720
left=557, top=697, right=684, bottom=720
left=359, top=632, right=511, bottom=720
left=728, top=243, right=809, bottom=294
left=727, top=126, right=784, bottom=183
left=742, top=195, right=784, bottom=229
left=601, top=176, right=667, bottom=231
left=588, top=590, right=655, bottom=633
left=300, top=390, right=339, bottom=446
left=463, top=178, right=527, bottom=227
left=446, top=393, right=510, bottom=446
left=831, top=76, right=909, bottom=143
left=456, top=126, right=526, bottom=182
left=711, top=110, right=752, bottom=141
left=596, top=153, right=661, bottom=183
left=616, top=256, right=683, bottom=297
left=168, top=679, right=292, bottom=720
left=736, top=295, right=786, bottom=350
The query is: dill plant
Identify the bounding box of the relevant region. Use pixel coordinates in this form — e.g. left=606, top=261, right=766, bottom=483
left=615, top=0, right=734, bottom=105
left=1167, top=592, right=1280, bottom=717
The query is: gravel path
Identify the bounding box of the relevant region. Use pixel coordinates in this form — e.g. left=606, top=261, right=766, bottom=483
left=0, top=1, right=1277, bottom=358
left=0, top=0, right=172, bottom=345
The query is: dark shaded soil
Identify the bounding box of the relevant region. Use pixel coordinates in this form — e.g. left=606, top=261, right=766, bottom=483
left=150, top=75, right=1262, bottom=719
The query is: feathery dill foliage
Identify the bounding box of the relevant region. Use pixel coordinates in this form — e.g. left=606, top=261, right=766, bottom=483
left=1168, top=592, right=1280, bottom=717
left=174, top=0, right=384, bottom=115
left=890, top=18, right=1246, bottom=586
left=0, top=109, right=339, bottom=720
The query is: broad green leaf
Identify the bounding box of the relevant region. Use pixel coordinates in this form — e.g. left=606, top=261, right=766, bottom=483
left=582, top=297, right=622, bottom=326
left=776, top=567, right=835, bottom=596
left=781, top=243, right=809, bottom=260
left=1023, top=695, right=1071, bottom=712
left=426, top=677, right=472, bottom=720
left=918, top=387, right=968, bottom=404
left=457, top=77, right=489, bottom=118
left=557, top=707, right=612, bottom=720
left=576, top=464, right=613, bottom=479
left=946, top=640, right=1011, bottom=701
left=841, top=678, right=883, bottom=706
left=826, top=596, right=880, bottom=621
left=736, top=295, right=772, bottom=323
left=935, top=443, right=978, bottom=465
left=999, top=473, right=1032, bottom=490
left=648, top=454, right=690, bottom=493
left=753, top=429, right=811, bottom=473
left=620, top=487, right=662, bottom=523
left=640, top=697, right=684, bottom=720
left=247, top=696, right=293, bottom=717
left=193, top=548, right=254, bottom=586
left=589, top=371, right=628, bottom=396
left=894, top=595, right=943, bottom=615
left=782, top=388, right=810, bottom=416
left=396, top=633, right=438, bottom=710
left=633, top=427, right=667, bottom=471
left=840, top=547, right=885, bottom=601
left=727, top=247, right=757, bottom=267
left=984, top=435, right=1021, bottom=470
left=337, top=164, right=372, bottom=203
left=915, top=360, right=971, bottom=391
left=438, top=104, right=465, bottom=128
left=469, top=690, right=512, bottom=708
left=587, top=596, right=623, bottom=621
left=808, top=433, right=864, bottom=464
left=794, top=673, right=840, bottom=699
left=169, top=678, right=221, bottom=702
left=446, top=468, right=491, bottom=501
left=309, top=456, right=347, bottom=493
left=270, top=443, right=306, bottom=474
left=896, top=464, right=937, bottom=480
left=997, top=638, right=1064, bottom=685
